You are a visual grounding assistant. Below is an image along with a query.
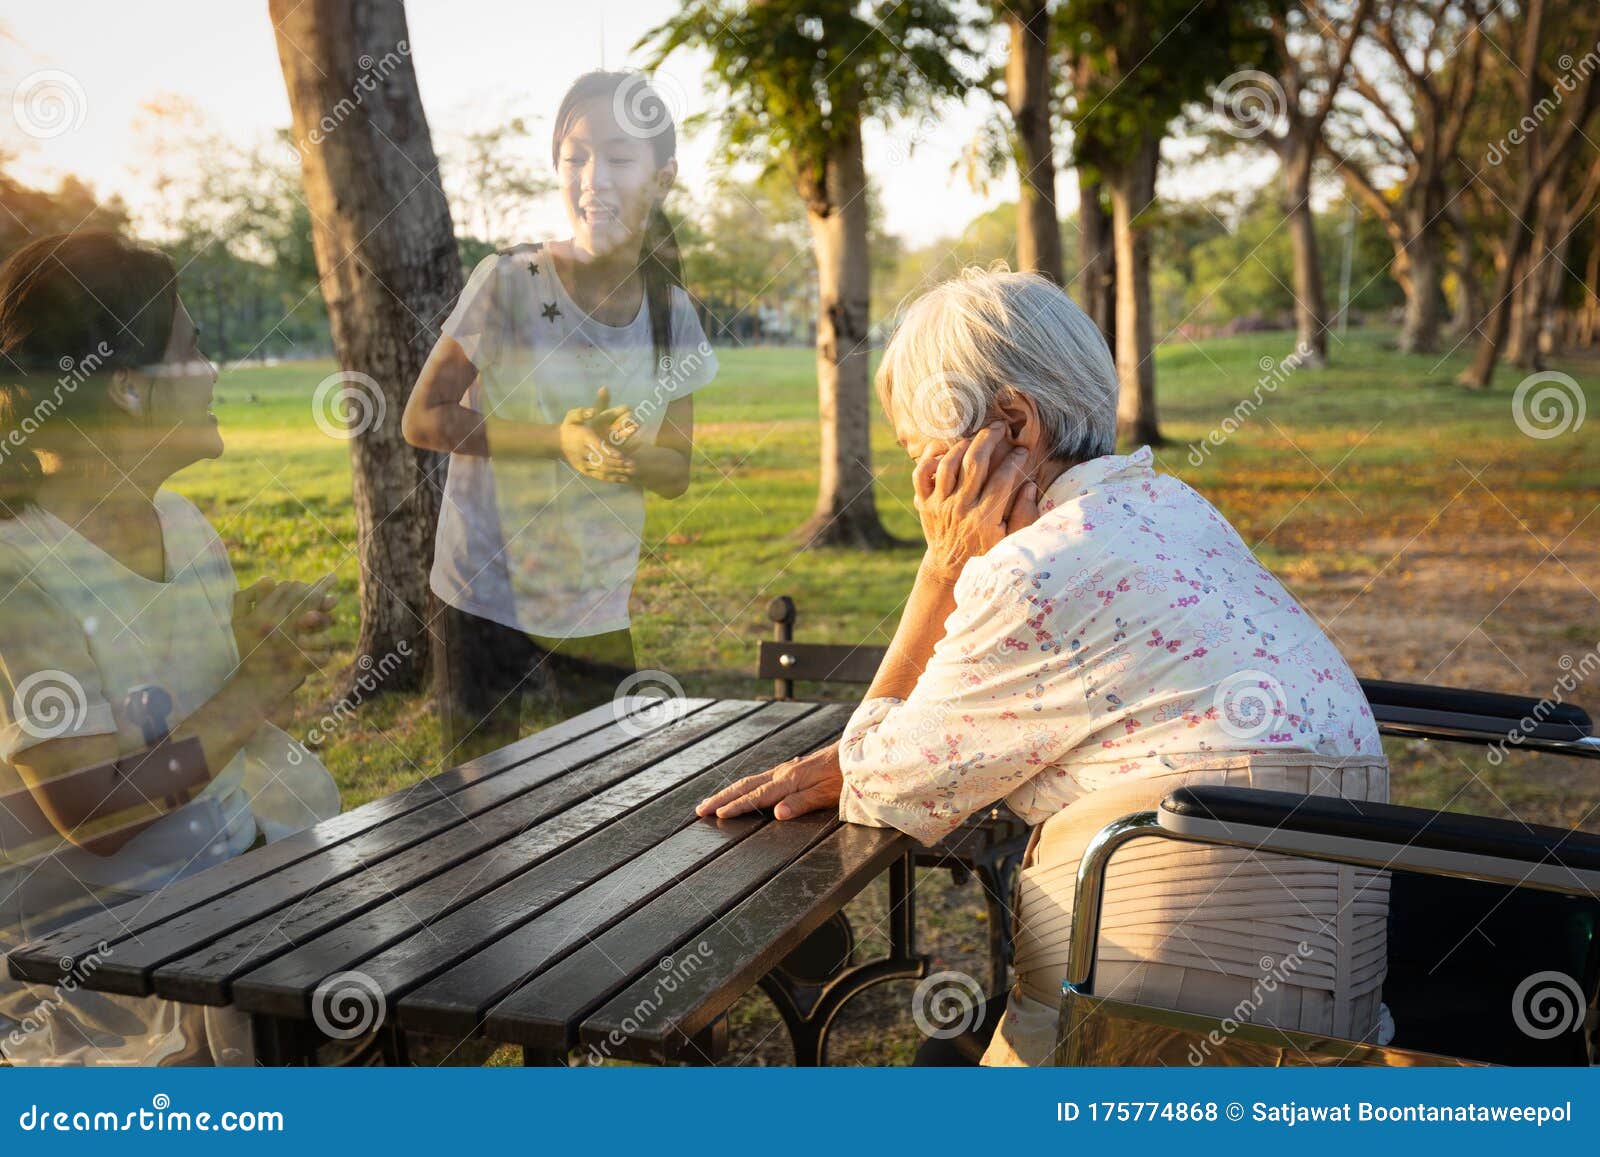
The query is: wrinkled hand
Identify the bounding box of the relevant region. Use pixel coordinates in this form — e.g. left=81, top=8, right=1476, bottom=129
left=914, top=422, right=1041, bottom=583
left=695, top=740, right=843, bottom=821
left=560, top=386, right=635, bottom=483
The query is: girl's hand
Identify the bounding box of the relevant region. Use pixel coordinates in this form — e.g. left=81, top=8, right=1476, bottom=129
left=603, top=406, right=646, bottom=455
left=695, top=741, right=843, bottom=821
left=914, top=422, right=1039, bottom=584
left=560, top=387, right=635, bottom=483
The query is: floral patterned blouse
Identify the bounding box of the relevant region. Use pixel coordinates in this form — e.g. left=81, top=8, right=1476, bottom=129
left=838, top=447, right=1379, bottom=845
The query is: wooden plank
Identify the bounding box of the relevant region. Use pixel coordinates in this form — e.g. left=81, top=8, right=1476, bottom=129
left=8, top=697, right=681, bottom=984
left=481, top=813, right=838, bottom=1051
left=228, top=700, right=851, bottom=1017
left=238, top=704, right=853, bottom=1021
left=394, top=816, right=771, bottom=1038
left=61, top=700, right=754, bottom=996
left=578, top=822, right=909, bottom=1062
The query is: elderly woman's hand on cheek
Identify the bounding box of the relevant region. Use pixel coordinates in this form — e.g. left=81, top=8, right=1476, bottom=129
left=915, top=421, right=1041, bottom=585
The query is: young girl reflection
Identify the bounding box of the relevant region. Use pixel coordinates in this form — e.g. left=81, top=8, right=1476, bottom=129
left=406, top=71, right=717, bottom=760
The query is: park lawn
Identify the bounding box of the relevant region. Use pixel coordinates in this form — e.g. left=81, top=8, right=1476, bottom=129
left=177, top=329, right=1598, bottom=1064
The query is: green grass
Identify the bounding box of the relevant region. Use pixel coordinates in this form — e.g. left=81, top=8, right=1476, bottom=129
left=175, top=329, right=1598, bottom=1063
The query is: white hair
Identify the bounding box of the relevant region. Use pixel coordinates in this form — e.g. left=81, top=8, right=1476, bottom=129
left=876, top=267, right=1118, bottom=462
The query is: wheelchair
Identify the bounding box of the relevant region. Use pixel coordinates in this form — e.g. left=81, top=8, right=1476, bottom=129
left=1056, top=679, right=1600, bottom=1067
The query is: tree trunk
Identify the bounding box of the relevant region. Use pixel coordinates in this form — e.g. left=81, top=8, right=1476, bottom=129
left=1078, top=170, right=1116, bottom=345
left=1108, top=133, right=1162, bottom=445
left=270, top=0, right=457, bottom=694
left=1283, top=137, right=1328, bottom=366
left=1580, top=233, right=1600, bottom=347
left=1460, top=158, right=1565, bottom=387
left=796, top=122, right=896, bottom=549
left=1006, top=0, right=1063, bottom=284
left=1447, top=201, right=1484, bottom=341
left=1398, top=200, right=1444, bottom=354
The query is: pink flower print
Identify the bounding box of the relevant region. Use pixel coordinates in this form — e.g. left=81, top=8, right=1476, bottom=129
left=1067, top=567, right=1104, bottom=599
left=1135, top=564, right=1169, bottom=593
left=1146, top=628, right=1182, bottom=653
left=1195, top=618, right=1230, bottom=648
left=1096, top=577, right=1130, bottom=605
left=1154, top=698, right=1195, bottom=722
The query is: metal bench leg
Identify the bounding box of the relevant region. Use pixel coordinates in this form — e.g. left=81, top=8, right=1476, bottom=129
left=755, top=853, right=928, bottom=1065
left=974, top=848, right=1022, bottom=995
left=251, top=1014, right=318, bottom=1066
left=522, top=1046, right=568, bottom=1066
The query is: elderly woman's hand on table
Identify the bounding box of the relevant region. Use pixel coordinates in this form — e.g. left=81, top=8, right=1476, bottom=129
left=696, top=422, right=1042, bottom=823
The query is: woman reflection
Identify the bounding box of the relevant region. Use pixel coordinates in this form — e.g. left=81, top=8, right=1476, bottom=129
left=405, top=71, right=718, bottom=760
left=0, top=231, right=341, bottom=1065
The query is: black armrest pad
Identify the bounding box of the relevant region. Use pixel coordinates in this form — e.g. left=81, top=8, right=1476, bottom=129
left=1358, top=677, right=1592, bottom=730
left=1163, top=786, right=1600, bottom=873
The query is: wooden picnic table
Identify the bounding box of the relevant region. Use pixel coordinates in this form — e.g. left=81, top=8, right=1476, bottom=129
left=8, top=697, right=925, bottom=1066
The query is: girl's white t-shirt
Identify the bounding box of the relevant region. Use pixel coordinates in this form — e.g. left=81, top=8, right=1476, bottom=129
left=431, top=242, right=718, bottom=638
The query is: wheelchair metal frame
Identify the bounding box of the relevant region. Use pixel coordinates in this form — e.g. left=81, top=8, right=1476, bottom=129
left=1057, top=798, right=1600, bottom=1067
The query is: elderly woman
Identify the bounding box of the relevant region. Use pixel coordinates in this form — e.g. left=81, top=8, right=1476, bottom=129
left=698, top=268, right=1390, bottom=1066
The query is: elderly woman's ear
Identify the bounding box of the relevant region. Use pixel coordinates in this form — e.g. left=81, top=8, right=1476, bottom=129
left=990, top=389, right=1050, bottom=464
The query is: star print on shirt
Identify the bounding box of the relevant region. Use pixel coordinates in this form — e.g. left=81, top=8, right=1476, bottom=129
left=542, top=301, right=562, bottom=322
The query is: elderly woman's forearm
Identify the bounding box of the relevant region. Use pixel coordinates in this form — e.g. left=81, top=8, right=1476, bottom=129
left=861, top=560, right=959, bottom=701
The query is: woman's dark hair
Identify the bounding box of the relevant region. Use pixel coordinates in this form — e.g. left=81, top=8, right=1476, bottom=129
left=0, top=231, right=178, bottom=518
left=551, top=70, right=683, bottom=376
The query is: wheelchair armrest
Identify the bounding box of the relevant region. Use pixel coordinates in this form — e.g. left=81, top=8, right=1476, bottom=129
left=1358, top=677, right=1593, bottom=730
left=1358, top=677, right=1595, bottom=752
left=1159, top=786, right=1600, bottom=899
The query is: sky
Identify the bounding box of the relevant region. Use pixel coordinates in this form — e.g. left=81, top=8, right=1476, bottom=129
left=0, top=0, right=1038, bottom=248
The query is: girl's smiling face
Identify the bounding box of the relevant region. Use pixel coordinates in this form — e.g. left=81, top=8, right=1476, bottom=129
left=557, top=101, right=676, bottom=261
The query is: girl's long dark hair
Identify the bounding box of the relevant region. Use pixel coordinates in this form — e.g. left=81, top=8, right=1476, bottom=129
left=0, top=231, right=178, bottom=518
left=551, top=71, right=683, bottom=376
